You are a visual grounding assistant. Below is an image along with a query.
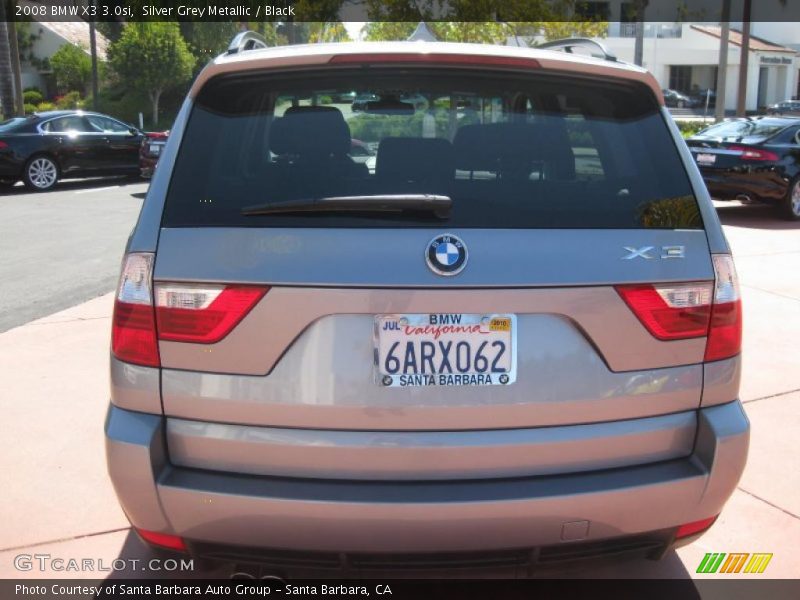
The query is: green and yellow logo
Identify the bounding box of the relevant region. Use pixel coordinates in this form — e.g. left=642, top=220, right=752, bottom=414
left=697, top=552, right=773, bottom=574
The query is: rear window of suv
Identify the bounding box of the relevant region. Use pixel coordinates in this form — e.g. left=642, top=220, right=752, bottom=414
left=162, top=68, right=701, bottom=229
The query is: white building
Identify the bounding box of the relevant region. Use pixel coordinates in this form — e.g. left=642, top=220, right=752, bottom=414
left=599, top=22, right=799, bottom=111
left=19, top=20, right=109, bottom=95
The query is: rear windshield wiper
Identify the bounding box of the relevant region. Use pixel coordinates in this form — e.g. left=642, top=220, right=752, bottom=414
left=241, top=194, right=451, bottom=218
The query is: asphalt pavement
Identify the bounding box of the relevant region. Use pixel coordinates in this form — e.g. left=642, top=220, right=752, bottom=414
left=0, top=178, right=147, bottom=332
left=0, top=185, right=798, bottom=583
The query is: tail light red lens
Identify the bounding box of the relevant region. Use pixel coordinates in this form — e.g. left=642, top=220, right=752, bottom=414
left=704, top=255, right=742, bottom=362
left=135, top=527, right=187, bottom=551
left=675, top=515, right=718, bottom=539
left=112, top=253, right=159, bottom=367
left=0, top=140, right=8, bottom=149
left=616, top=254, right=741, bottom=362
left=155, top=284, right=268, bottom=343
left=616, top=282, right=713, bottom=340
left=728, top=145, right=779, bottom=162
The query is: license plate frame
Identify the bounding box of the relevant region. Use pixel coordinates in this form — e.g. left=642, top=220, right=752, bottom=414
left=149, top=143, right=162, bottom=155
left=374, top=313, right=517, bottom=387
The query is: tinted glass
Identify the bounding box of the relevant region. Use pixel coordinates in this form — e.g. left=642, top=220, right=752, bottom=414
left=697, top=118, right=789, bottom=140
left=41, top=116, right=91, bottom=133
left=0, top=117, right=28, bottom=131
left=87, top=115, right=130, bottom=133
left=163, top=69, right=700, bottom=229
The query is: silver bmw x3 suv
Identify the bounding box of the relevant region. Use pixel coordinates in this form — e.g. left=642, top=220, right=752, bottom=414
left=105, top=33, right=748, bottom=575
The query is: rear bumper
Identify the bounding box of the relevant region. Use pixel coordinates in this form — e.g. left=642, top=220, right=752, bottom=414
left=105, top=400, right=748, bottom=555
left=700, top=170, right=789, bottom=203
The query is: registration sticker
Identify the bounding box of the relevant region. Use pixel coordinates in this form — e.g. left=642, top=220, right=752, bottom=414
left=375, top=313, right=517, bottom=388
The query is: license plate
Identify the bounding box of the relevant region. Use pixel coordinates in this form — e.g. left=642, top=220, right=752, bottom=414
left=149, top=143, right=162, bottom=155
left=375, top=313, right=516, bottom=387
left=695, top=152, right=716, bottom=165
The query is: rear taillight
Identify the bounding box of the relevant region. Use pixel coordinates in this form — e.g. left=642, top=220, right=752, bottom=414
left=616, top=282, right=713, bottom=340
left=112, top=253, right=159, bottom=367
left=112, top=254, right=268, bottom=366
left=0, top=140, right=8, bottom=149
left=728, top=145, right=779, bottom=162
left=615, top=254, right=741, bottom=362
left=704, top=255, right=742, bottom=362
left=155, top=284, right=268, bottom=343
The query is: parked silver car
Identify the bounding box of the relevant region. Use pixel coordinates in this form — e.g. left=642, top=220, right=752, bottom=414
left=105, top=34, right=748, bottom=576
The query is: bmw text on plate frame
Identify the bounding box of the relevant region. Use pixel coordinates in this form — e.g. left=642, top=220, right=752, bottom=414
left=425, top=233, right=468, bottom=276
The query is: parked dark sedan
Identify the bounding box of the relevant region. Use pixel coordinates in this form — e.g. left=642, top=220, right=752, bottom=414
left=139, top=130, right=169, bottom=178
left=0, top=110, right=143, bottom=191
left=662, top=89, right=697, bottom=109
left=691, top=88, right=716, bottom=109
left=767, top=100, right=800, bottom=116
left=687, top=117, right=800, bottom=219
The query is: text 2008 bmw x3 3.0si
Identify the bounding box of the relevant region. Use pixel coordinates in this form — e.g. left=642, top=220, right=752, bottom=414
left=105, top=33, right=748, bottom=576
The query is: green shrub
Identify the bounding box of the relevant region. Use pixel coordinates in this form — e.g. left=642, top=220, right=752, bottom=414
left=675, top=120, right=711, bottom=139
left=23, top=103, right=37, bottom=114
left=55, top=91, right=84, bottom=110
left=37, top=101, right=56, bottom=112
left=50, top=43, right=91, bottom=94
left=23, top=89, right=44, bottom=106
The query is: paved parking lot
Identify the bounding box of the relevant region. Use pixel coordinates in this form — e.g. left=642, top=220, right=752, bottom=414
left=0, top=188, right=798, bottom=582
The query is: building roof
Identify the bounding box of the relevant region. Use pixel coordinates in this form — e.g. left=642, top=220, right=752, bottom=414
left=691, top=25, right=798, bottom=54
left=36, top=21, right=110, bottom=60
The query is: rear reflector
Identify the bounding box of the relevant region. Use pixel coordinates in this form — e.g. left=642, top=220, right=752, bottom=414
left=155, top=284, right=268, bottom=344
left=675, top=515, right=718, bottom=540
left=728, top=145, right=780, bottom=162
left=329, top=53, right=541, bottom=69
left=615, top=282, right=713, bottom=340
left=135, top=528, right=187, bottom=551
left=705, top=255, right=742, bottom=362
left=112, top=253, right=159, bottom=367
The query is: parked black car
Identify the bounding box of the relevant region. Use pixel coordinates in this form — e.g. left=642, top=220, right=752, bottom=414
left=0, top=110, right=143, bottom=191
left=662, top=89, right=696, bottom=109
left=687, top=117, right=800, bottom=219
left=691, top=88, right=716, bottom=109
left=767, top=100, right=800, bottom=116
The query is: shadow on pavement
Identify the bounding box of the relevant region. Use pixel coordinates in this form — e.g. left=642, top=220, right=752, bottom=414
left=715, top=202, right=799, bottom=230
left=0, top=176, right=147, bottom=196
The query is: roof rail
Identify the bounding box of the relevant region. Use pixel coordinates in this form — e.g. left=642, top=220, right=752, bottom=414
left=227, top=30, right=268, bottom=55
left=536, top=38, right=617, bottom=62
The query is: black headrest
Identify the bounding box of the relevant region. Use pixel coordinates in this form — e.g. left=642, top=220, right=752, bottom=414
left=453, top=121, right=574, bottom=179
left=375, top=137, right=454, bottom=184
left=453, top=123, right=534, bottom=172
left=269, top=106, right=351, bottom=156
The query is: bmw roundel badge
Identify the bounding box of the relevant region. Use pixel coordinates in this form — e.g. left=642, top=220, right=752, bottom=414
left=426, top=233, right=468, bottom=276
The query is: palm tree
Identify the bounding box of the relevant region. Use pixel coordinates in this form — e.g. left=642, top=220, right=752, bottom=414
left=714, top=0, right=732, bottom=121
left=0, top=0, right=16, bottom=118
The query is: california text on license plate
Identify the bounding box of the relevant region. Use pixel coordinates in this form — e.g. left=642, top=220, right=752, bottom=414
left=375, top=313, right=517, bottom=387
